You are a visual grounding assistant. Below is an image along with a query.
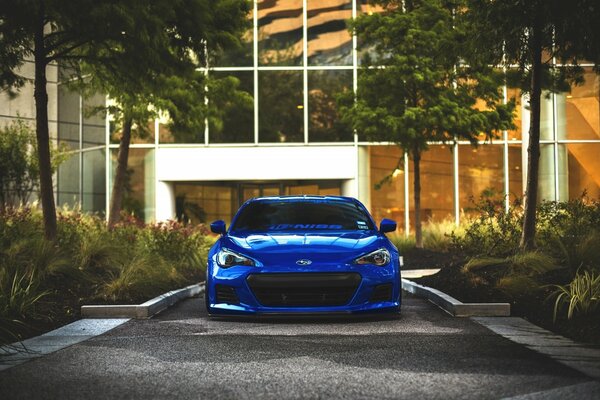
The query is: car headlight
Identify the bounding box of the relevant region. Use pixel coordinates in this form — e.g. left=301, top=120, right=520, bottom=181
left=217, top=248, right=256, bottom=268
left=354, top=248, right=391, bottom=266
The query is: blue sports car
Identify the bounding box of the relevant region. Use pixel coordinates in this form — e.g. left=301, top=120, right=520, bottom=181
left=205, top=195, right=401, bottom=316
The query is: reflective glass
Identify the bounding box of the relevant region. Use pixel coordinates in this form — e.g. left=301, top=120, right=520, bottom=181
left=538, top=144, right=556, bottom=201
left=174, top=182, right=236, bottom=225
left=458, top=144, right=504, bottom=214
left=565, top=68, right=599, bottom=140
left=209, top=71, right=254, bottom=144
left=110, top=118, right=154, bottom=145
left=307, top=0, right=352, bottom=66
left=368, top=145, right=407, bottom=230
left=57, top=153, right=80, bottom=207
left=357, top=0, right=386, bottom=66
left=408, top=146, right=454, bottom=223
left=308, top=70, right=352, bottom=142
left=506, top=88, right=523, bottom=141
left=566, top=143, right=600, bottom=200
left=110, top=148, right=155, bottom=222
left=58, top=85, right=80, bottom=150
left=212, top=9, right=253, bottom=67
left=508, top=144, right=524, bottom=202
left=82, top=149, right=106, bottom=213
left=82, top=93, right=105, bottom=148
left=259, top=70, right=304, bottom=142
left=258, top=0, right=303, bottom=66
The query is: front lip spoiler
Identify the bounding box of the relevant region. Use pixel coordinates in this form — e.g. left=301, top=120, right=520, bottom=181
left=207, top=307, right=401, bottom=320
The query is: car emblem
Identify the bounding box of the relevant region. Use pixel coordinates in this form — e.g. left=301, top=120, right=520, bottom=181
left=296, top=259, right=312, bottom=266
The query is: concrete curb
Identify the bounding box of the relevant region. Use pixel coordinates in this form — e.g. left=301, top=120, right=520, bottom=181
left=402, top=278, right=510, bottom=317
left=81, top=282, right=204, bottom=319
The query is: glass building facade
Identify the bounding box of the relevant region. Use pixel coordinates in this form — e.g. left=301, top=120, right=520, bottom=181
left=45, top=1, right=599, bottom=229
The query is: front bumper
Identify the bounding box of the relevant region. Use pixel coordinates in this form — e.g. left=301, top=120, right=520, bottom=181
left=206, top=261, right=401, bottom=315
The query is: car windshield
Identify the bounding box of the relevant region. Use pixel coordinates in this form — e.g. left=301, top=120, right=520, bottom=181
left=231, top=200, right=376, bottom=232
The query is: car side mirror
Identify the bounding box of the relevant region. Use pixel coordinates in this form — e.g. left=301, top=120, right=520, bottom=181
left=210, top=220, right=226, bottom=234
left=379, top=218, right=397, bottom=233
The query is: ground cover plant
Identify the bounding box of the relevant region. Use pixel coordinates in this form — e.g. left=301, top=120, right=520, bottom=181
left=0, top=206, right=213, bottom=346
left=413, top=195, right=600, bottom=344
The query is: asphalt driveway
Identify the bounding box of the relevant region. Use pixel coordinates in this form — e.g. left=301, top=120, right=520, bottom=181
left=0, top=293, right=594, bottom=399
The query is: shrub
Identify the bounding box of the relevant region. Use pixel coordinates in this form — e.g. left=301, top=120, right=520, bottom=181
left=552, top=270, right=600, bottom=321
left=537, top=197, right=600, bottom=274
left=451, top=197, right=522, bottom=257
left=389, top=233, right=416, bottom=253
left=0, top=205, right=212, bottom=345
left=462, top=251, right=561, bottom=299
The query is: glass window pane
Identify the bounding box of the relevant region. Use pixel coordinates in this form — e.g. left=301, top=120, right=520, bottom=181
left=508, top=144, right=523, bottom=202
left=258, top=0, right=303, bottom=66
left=369, top=145, right=407, bottom=230
left=308, top=70, right=353, bottom=142
left=259, top=70, right=304, bottom=142
left=212, top=9, right=254, bottom=67
left=566, top=143, right=600, bottom=200
left=110, top=118, right=154, bottom=145
left=174, top=182, right=236, bottom=225
left=307, top=0, right=352, bottom=66
left=564, top=68, right=599, bottom=140
left=110, top=149, right=155, bottom=222
left=507, top=88, right=523, bottom=141
left=357, top=0, right=386, bottom=66
left=82, top=149, right=106, bottom=213
left=209, top=71, right=254, bottom=144
left=58, top=86, right=80, bottom=150
left=57, top=153, right=80, bottom=207
left=458, top=144, right=504, bottom=214
left=538, top=144, right=556, bottom=201
left=409, top=146, right=454, bottom=223
left=82, top=93, right=105, bottom=148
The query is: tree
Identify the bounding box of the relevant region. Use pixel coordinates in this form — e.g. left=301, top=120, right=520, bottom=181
left=1, top=0, right=251, bottom=235
left=340, top=0, right=514, bottom=248
left=0, top=1, right=160, bottom=239
left=68, top=1, right=250, bottom=227
left=463, top=0, right=600, bottom=250
left=0, top=120, right=66, bottom=210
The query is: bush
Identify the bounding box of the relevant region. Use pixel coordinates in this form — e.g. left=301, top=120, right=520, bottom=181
left=0, top=206, right=212, bottom=345
left=451, top=197, right=522, bottom=257
left=389, top=219, right=460, bottom=252
left=462, top=251, right=561, bottom=297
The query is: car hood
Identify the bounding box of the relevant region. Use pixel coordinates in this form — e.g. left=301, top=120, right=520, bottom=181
left=222, top=231, right=386, bottom=265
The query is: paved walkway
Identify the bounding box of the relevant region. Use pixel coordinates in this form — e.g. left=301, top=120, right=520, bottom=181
left=0, top=294, right=597, bottom=399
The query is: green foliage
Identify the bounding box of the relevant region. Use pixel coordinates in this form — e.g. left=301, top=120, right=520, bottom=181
left=462, top=251, right=560, bottom=299
left=389, top=219, right=460, bottom=252
left=422, top=220, right=460, bottom=252
left=0, top=120, right=67, bottom=208
left=0, top=206, right=213, bottom=345
left=451, top=197, right=523, bottom=257
left=536, top=197, right=600, bottom=273
left=389, top=234, right=416, bottom=253
left=552, top=270, right=600, bottom=321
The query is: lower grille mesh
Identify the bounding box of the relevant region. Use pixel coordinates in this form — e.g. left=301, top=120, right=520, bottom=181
left=247, top=273, right=361, bottom=307
left=215, top=284, right=239, bottom=304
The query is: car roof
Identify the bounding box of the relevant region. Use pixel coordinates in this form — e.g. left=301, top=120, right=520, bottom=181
left=246, top=195, right=357, bottom=204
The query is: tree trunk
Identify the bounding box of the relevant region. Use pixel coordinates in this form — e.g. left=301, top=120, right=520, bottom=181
left=107, top=115, right=133, bottom=228
left=413, top=148, right=423, bottom=248
left=520, top=23, right=543, bottom=251
left=34, top=10, right=58, bottom=241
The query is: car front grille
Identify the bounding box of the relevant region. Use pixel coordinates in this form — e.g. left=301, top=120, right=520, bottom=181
left=246, top=273, right=361, bottom=307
